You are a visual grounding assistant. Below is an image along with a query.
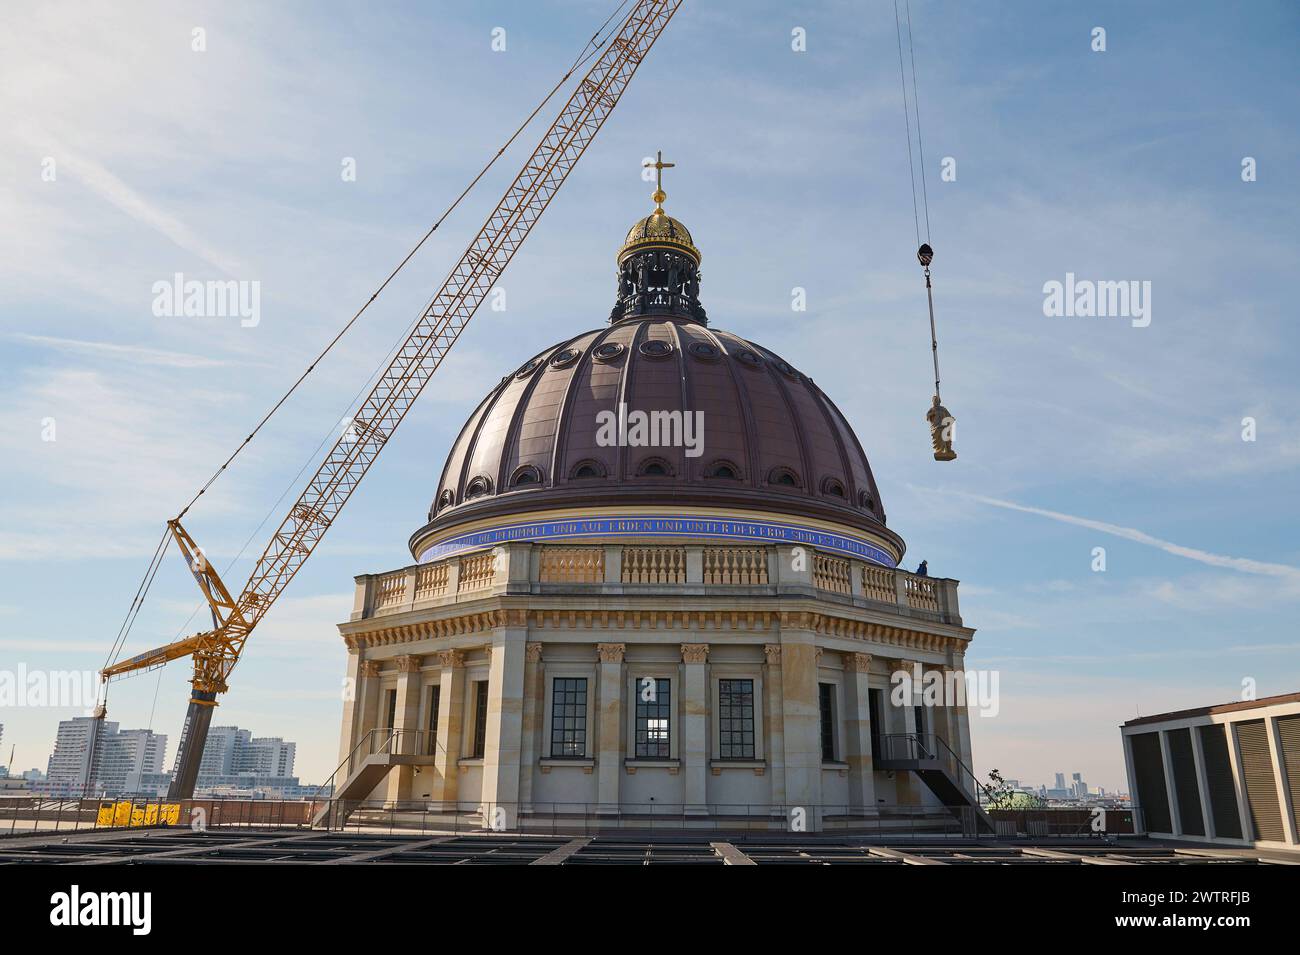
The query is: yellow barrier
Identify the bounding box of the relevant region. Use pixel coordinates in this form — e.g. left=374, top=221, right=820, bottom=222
left=96, top=800, right=181, bottom=828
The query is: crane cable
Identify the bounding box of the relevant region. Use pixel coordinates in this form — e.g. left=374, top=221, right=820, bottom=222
left=894, top=0, right=955, bottom=462
left=107, top=0, right=637, bottom=669
left=172, top=0, right=636, bottom=524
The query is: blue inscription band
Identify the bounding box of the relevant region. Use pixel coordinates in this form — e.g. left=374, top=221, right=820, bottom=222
left=419, top=514, right=896, bottom=567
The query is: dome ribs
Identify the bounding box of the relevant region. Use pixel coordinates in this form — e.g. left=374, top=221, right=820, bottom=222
left=496, top=329, right=590, bottom=494
left=412, top=319, right=898, bottom=561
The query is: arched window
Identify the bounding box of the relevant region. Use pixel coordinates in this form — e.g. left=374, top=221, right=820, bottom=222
left=511, top=465, right=543, bottom=487
left=437, top=489, right=455, bottom=512
left=859, top=490, right=876, bottom=512
left=636, top=456, right=674, bottom=477
left=569, top=459, right=607, bottom=480
left=821, top=477, right=846, bottom=498
left=465, top=476, right=492, bottom=499
left=704, top=460, right=741, bottom=480
left=768, top=467, right=801, bottom=488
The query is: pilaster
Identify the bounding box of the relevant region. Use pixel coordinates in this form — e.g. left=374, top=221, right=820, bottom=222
left=595, top=643, right=625, bottom=811
left=681, top=643, right=710, bottom=812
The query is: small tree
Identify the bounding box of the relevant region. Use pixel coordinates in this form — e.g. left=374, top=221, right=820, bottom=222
left=985, top=769, right=1045, bottom=810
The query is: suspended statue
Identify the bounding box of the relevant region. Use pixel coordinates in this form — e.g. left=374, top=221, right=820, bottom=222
left=917, top=243, right=956, bottom=461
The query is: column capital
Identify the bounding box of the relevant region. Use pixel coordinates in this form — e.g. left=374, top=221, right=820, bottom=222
left=763, top=644, right=782, bottom=665
left=435, top=649, right=464, bottom=669
left=525, top=642, right=544, bottom=663
left=596, top=642, right=626, bottom=664
left=395, top=654, right=423, bottom=673
left=359, top=660, right=382, bottom=678
left=843, top=652, right=873, bottom=673
left=680, top=643, right=709, bottom=664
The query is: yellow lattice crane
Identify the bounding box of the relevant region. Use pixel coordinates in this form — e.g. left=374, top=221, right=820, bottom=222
left=100, top=0, right=685, bottom=800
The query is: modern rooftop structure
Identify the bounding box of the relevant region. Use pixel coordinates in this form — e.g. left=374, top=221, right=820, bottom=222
left=1121, top=691, right=1300, bottom=849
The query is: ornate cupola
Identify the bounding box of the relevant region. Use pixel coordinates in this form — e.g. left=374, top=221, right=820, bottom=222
left=609, top=150, right=707, bottom=325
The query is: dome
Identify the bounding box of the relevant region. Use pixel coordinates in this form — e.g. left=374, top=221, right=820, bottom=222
left=619, top=211, right=700, bottom=263
left=409, top=183, right=904, bottom=568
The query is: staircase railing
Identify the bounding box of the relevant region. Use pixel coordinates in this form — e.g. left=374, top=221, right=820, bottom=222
left=879, top=733, right=991, bottom=806
left=309, top=728, right=441, bottom=803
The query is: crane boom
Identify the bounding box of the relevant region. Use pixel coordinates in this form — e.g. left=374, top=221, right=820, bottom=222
left=100, top=0, right=685, bottom=800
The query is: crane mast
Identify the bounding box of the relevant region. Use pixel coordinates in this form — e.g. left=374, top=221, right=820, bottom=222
left=100, top=0, right=685, bottom=800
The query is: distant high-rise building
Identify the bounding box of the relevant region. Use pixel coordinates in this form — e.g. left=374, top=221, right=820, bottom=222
left=184, top=724, right=303, bottom=797
left=41, top=718, right=167, bottom=797
left=1054, top=772, right=1066, bottom=791
left=1072, top=772, right=1087, bottom=797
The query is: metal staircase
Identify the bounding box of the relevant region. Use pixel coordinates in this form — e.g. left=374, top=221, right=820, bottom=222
left=877, top=733, right=994, bottom=833
left=311, top=729, right=438, bottom=828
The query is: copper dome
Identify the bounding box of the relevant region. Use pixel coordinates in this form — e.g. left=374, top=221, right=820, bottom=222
left=409, top=195, right=903, bottom=564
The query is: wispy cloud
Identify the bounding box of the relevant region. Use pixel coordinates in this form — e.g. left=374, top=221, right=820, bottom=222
left=23, top=131, right=246, bottom=277
left=13, top=333, right=232, bottom=369
left=944, top=490, right=1300, bottom=581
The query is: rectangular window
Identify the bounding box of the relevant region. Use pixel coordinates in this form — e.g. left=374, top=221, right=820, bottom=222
left=718, top=679, right=756, bottom=759
left=550, top=677, right=588, bottom=758
left=470, top=680, right=489, bottom=758
left=384, top=689, right=397, bottom=730
left=868, top=688, right=884, bottom=758
left=635, top=677, right=672, bottom=758
left=426, top=685, right=441, bottom=756
left=819, top=683, right=836, bottom=761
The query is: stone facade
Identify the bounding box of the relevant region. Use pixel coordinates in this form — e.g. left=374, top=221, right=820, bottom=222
left=334, top=538, right=975, bottom=826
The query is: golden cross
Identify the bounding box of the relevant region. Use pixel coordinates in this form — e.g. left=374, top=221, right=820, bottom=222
left=648, top=149, right=674, bottom=211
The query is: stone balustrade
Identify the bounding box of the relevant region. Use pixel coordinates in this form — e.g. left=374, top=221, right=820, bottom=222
left=352, top=541, right=962, bottom=626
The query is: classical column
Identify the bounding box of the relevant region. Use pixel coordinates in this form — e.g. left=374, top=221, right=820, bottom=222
left=778, top=616, right=823, bottom=824
left=595, top=643, right=625, bottom=812
left=841, top=652, right=876, bottom=812
left=431, top=650, right=466, bottom=805
left=337, top=650, right=362, bottom=768
left=951, top=656, right=975, bottom=771
left=681, top=643, right=710, bottom=813
left=885, top=656, right=920, bottom=805
left=518, top=642, right=545, bottom=810
left=386, top=654, right=424, bottom=801
left=481, top=615, right=528, bottom=823
left=763, top=644, right=786, bottom=806
left=352, top=660, right=383, bottom=771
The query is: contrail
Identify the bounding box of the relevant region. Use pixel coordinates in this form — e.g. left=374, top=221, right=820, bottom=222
left=940, top=489, right=1300, bottom=581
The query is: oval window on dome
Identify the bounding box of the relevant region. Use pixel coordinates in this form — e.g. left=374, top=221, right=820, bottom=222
left=465, top=476, right=493, bottom=499
left=859, top=490, right=876, bottom=512
left=514, top=357, right=543, bottom=380
left=767, top=467, right=801, bottom=488
left=687, top=341, right=720, bottom=363
left=549, top=348, right=581, bottom=369
left=638, top=339, right=674, bottom=360
left=636, top=457, right=674, bottom=477
left=774, top=358, right=800, bottom=379
left=735, top=349, right=763, bottom=369
left=592, top=342, right=625, bottom=363
left=511, top=465, right=543, bottom=487
left=704, top=460, right=741, bottom=480
left=437, top=489, right=455, bottom=512
left=569, top=459, right=607, bottom=480
left=821, top=477, right=846, bottom=498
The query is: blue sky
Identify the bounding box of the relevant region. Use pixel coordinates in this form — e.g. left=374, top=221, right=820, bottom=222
left=1, top=0, right=1297, bottom=792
